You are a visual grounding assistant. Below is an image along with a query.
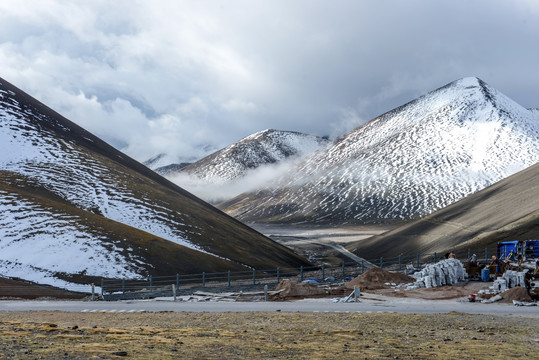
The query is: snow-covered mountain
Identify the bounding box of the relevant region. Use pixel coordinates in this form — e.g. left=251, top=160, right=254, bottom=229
left=143, top=153, right=191, bottom=175
left=0, top=77, right=308, bottom=289
left=173, top=129, right=329, bottom=181
left=168, top=129, right=329, bottom=202
left=221, top=77, right=539, bottom=225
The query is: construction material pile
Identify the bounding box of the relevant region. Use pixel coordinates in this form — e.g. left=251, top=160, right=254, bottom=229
left=492, top=270, right=527, bottom=293
left=407, top=258, right=467, bottom=289
left=345, top=267, right=415, bottom=290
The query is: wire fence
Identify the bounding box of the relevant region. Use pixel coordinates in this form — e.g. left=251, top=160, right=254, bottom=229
left=100, top=246, right=497, bottom=300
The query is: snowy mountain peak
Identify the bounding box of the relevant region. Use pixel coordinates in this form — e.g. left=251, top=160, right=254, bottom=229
left=173, top=129, right=330, bottom=182
left=243, top=128, right=278, bottom=140
left=221, top=78, right=539, bottom=225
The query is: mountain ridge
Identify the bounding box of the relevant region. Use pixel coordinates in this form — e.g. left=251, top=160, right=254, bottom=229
left=175, top=129, right=329, bottom=181
left=220, top=77, right=539, bottom=225
left=169, top=128, right=329, bottom=203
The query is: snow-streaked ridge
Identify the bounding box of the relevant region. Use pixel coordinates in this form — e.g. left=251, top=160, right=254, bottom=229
left=0, top=95, right=204, bottom=252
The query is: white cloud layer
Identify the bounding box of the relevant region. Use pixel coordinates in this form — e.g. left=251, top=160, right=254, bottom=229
left=1, top=0, right=538, bottom=162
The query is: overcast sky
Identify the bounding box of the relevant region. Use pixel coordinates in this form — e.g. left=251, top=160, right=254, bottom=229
left=1, top=0, right=538, bottom=163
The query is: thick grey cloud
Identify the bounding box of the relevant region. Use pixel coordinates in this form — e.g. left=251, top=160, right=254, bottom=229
left=1, top=0, right=538, bottom=162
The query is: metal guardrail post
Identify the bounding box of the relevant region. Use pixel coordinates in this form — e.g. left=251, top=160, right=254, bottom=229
left=380, top=257, right=383, bottom=268
left=228, top=270, right=231, bottom=287
left=341, top=262, right=345, bottom=278
left=300, top=266, right=304, bottom=281
left=122, top=279, right=125, bottom=294
left=277, top=268, right=280, bottom=283
left=101, top=278, right=104, bottom=297
left=202, top=272, right=206, bottom=288
left=253, top=269, right=256, bottom=285
left=176, top=273, right=180, bottom=290
left=321, top=264, right=325, bottom=280
left=361, top=260, right=365, bottom=274
left=467, top=249, right=471, bottom=261
left=434, top=252, right=437, bottom=263
left=398, top=255, right=402, bottom=271
left=149, top=276, right=153, bottom=293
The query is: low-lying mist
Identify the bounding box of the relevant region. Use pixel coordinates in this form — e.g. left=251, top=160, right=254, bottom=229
left=167, top=157, right=303, bottom=204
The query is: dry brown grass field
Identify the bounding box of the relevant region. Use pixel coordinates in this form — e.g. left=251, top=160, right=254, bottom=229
left=0, top=311, right=537, bottom=359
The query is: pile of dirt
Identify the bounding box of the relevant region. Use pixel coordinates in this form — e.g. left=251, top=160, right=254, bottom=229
left=345, top=268, right=415, bottom=290
left=499, top=286, right=533, bottom=303
left=270, top=279, right=337, bottom=300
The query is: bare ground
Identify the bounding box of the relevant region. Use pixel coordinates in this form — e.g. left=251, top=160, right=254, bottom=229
left=0, top=311, right=538, bottom=359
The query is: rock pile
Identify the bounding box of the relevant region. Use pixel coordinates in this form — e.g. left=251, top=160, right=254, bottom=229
left=407, top=258, right=468, bottom=289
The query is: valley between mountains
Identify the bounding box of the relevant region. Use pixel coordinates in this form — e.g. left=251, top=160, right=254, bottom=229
left=0, top=76, right=538, bottom=292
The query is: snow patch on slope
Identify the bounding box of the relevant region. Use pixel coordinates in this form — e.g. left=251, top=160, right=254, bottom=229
left=0, top=188, right=143, bottom=290
left=0, top=87, right=217, bottom=257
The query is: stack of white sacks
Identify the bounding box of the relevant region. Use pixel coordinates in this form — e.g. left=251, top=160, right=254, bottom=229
left=492, top=269, right=527, bottom=293
left=407, top=258, right=468, bottom=290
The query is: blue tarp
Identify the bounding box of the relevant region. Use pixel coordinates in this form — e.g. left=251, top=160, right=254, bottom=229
left=497, top=241, right=519, bottom=259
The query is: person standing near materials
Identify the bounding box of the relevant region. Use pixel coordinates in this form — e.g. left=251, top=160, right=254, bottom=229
left=491, top=255, right=501, bottom=275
